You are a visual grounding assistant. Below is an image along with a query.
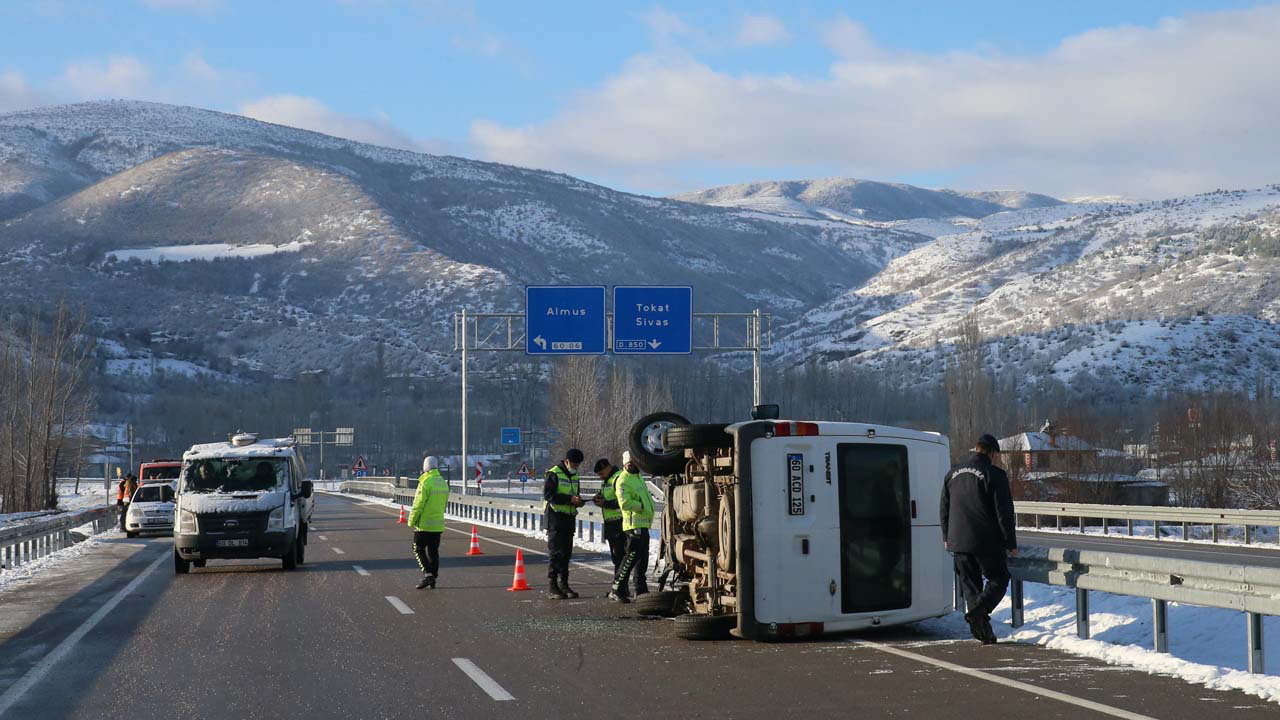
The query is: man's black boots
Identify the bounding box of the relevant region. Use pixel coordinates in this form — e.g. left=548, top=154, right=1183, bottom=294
left=547, top=577, right=568, bottom=600
left=560, top=574, right=579, bottom=598
left=416, top=575, right=435, bottom=590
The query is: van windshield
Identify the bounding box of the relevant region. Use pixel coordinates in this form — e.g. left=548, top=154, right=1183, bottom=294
left=142, top=465, right=181, bottom=481
left=181, top=458, right=289, bottom=494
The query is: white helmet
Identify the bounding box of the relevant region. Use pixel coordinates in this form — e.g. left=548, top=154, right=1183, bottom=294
left=621, top=451, right=632, bottom=467
left=423, top=456, right=439, bottom=472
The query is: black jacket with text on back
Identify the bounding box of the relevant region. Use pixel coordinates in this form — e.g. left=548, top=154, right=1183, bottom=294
left=939, top=452, right=1017, bottom=554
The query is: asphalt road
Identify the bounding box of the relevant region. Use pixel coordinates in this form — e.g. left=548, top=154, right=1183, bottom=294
left=1020, top=530, right=1280, bottom=569
left=1, top=494, right=1277, bottom=719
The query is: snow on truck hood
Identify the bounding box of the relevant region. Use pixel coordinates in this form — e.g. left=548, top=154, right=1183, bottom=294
left=181, top=491, right=286, bottom=514
left=182, top=438, right=296, bottom=460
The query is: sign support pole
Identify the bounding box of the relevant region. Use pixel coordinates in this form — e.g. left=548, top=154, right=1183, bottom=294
left=461, top=308, right=469, bottom=496
left=752, top=308, right=763, bottom=406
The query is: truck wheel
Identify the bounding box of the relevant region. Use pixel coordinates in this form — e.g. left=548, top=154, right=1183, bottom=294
left=282, top=543, right=298, bottom=570
left=635, top=590, right=683, bottom=617
left=674, top=613, right=736, bottom=641
left=628, top=412, right=691, bottom=476
left=664, top=424, right=732, bottom=450
left=174, top=550, right=190, bottom=574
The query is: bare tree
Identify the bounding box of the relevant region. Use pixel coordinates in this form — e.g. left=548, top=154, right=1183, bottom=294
left=945, top=316, right=996, bottom=462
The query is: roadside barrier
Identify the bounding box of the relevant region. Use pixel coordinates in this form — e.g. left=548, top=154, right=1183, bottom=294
left=1015, top=501, right=1280, bottom=545
left=0, top=506, right=118, bottom=573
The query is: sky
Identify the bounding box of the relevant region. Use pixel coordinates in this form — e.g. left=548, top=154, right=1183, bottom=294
left=1, top=0, right=1278, bottom=199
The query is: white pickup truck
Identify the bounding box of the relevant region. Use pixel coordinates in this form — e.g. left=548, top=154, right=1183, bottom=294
left=626, top=407, right=953, bottom=641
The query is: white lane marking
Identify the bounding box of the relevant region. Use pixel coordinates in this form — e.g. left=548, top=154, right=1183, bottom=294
left=452, top=658, right=515, bottom=701
left=352, top=565, right=369, bottom=576
left=331, top=547, right=346, bottom=555
left=385, top=596, right=414, bottom=614
left=0, top=552, right=167, bottom=718
left=854, top=641, right=1157, bottom=720
left=329, top=493, right=612, bottom=575
left=317, top=534, right=329, bottom=541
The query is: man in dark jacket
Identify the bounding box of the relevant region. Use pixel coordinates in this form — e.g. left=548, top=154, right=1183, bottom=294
left=543, top=448, right=585, bottom=599
left=940, top=434, right=1017, bottom=644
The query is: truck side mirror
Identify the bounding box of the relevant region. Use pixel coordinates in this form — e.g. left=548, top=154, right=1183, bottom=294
left=300, top=480, right=314, bottom=499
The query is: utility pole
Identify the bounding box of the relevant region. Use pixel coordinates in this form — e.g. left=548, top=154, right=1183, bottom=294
left=127, top=424, right=135, bottom=476
left=461, top=308, right=469, bottom=496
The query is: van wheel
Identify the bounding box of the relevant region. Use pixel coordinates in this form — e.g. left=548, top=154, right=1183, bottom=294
left=193, top=559, right=206, bottom=568
left=126, top=531, right=137, bottom=539
left=174, top=551, right=190, bottom=574
left=282, top=543, right=298, bottom=570
left=664, top=424, right=732, bottom=450
left=295, top=537, right=305, bottom=566
left=674, top=613, right=736, bottom=641
left=635, top=590, right=684, bottom=617
left=628, top=412, right=691, bottom=476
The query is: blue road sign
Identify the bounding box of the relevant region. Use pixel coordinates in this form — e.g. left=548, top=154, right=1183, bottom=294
left=501, top=427, right=521, bottom=445
left=526, top=286, right=607, bottom=355
left=612, top=286, right=693, bottom=354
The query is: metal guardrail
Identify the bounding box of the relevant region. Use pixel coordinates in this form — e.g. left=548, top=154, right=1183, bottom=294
left=0, top=506, right=118, bottom=572
left=1004, top=546, right=1279, bottom=674
left=1015, top=501, right=1280, bottom=544
left=337, top=481, right=616, bottom=544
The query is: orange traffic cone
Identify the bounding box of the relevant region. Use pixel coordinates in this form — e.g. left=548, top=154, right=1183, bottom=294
left=397, top=505, right=407, bottom=524
left=507, top=549, right=530, bottom=592
left=466, top=526, right=484, bottom=556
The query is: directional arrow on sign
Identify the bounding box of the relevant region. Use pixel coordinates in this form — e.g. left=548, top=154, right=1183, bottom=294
left=533, top=335, right=547, bottom=350
left=648, top=340, right=662, bottom=349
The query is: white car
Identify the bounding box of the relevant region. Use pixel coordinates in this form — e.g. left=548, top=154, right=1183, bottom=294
left=125, top=482, right=176, bottom=538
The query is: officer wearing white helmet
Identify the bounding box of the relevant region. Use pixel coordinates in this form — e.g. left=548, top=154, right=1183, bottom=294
left=608, top=451, right=654, bottom=603
left=409, top=455, right=449, bottom=589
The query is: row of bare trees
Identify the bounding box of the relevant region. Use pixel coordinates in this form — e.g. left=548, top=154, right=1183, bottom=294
left=0, top=304, right=94, bottom=513
left=548, top=356, right=673, bottom=468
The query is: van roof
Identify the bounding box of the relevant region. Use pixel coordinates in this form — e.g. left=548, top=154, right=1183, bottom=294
left=729, top=420, right=946, bottom=445
left=183, top=437, right=297, bottom=460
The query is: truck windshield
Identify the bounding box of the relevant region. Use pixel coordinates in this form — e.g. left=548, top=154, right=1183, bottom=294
left=181, top=458, right=289, bottom=494
left=142, top=465, right=181, bottom=481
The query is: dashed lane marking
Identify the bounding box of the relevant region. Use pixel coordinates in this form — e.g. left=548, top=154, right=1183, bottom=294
left=452, top=658, right=515, bottom=701
left=352, top=565, right=369, bottom=576
left=854, top=641, right=1157, bottom=720
left=317, top=534, right=329, bottom=541
left=331, top=547, right=345, bottom=555
left=0, top=552, right=168, bottom=718
left=385, top=596, right=414, bottom=615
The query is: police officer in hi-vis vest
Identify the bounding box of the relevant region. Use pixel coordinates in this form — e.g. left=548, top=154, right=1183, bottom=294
left=591, top=458, right=625, bottom=574
left=409, top=456, right=450, bottom=589
left=543, top=448, right=585, bottom=599
left=608, top=451, right=654, bottom=603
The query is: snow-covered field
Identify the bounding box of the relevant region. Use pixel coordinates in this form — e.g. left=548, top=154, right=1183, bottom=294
left=106, top=240, right=311, bottom=264
left=0, top=480, right=118, bottom=592
left=0, top=527, right=124, bottom=593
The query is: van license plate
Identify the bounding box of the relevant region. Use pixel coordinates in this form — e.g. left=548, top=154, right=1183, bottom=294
left=217, top=539, right=249, bottom=548
left=787, top=453, right=805, bottom=516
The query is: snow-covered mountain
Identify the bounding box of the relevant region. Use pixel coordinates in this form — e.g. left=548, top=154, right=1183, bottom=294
left=0, top=101, right=926, bottom=379
left=776, top=188, right=1280, bottom=393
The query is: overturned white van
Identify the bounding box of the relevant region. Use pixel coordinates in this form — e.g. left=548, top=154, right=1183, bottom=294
left=628, top=410, right=953, bottom=641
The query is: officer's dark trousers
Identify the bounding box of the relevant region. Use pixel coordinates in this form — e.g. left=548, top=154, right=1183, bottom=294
left=953, top=551, right=1010, bottom=616
left=545, top=511, right=575, bottom=580
left=412, top=530, right=441, bottom=577
left=602, top=519, right=625, bottom=572
left=611, top=529, right=650, bottom=595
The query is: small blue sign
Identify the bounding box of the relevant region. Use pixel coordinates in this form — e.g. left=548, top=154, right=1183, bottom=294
left=612, top=286, right=693, bottom=354
left=526, top=286, right=607, bottom=355
left=501, top=427, right=521, bottom=445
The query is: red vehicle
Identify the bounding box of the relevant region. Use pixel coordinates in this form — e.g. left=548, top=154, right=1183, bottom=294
left=139, top=460, right=182, bottom=484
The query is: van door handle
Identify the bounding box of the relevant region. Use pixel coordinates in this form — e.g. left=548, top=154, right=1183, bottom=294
left=829, top=580, right=837, bottom=596
left=801, top=539, right=810, bottom=555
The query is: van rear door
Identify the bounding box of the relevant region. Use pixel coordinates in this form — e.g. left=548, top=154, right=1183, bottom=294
left=834, top=442, right=913, bottom=614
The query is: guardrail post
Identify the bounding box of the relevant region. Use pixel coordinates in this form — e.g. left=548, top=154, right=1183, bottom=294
left=1211, top=523, right=1218, bottom=543
left=1248, top=612, right=1264, bottom=674
left=1075, top=588, right=1090, bottom=639
left=1153, top=520, right=1160, bottom=540
left=1079, top=516, right=1085, bottom=534
left=1010, top=579, right=1024, bottom=628
left=576, top=519, right=583, bottom=540
left=589, top=521, right=595, bottom=543
left=1055, top=515, right=1062, bottom=531
left=1034, top=514, right=1041, bottom=530
left=1127, top=518, right=1133, bottom=536
left=1182, top=522, right=1189, bottom=540
left=1245, top=525, right=1252, bottom=545
left=1153, top=599, right=1168, bottom=653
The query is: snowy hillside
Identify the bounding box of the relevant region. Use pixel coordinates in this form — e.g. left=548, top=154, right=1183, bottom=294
left=0, top=101, right=924, bottom=380
left=777, top=187, right=1280, bottom=393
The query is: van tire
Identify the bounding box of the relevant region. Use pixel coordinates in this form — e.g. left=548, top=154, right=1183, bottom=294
left=664, top=424, right=732, bottom=450
left=193, top=559, right=206, bottom=568
left=282, top=542, right=298, bottom=570
left=126, top=531, right=137, bottom=539
left=628, top=412, right=691, bottom=476
left=174, top=551, right=190, bottom=574
left=674, top=613, right=735, bottom=641
left=635, top=590, right=683, bottom=617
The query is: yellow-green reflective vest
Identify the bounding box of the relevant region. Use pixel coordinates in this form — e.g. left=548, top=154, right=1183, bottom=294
left=409, top=469, right=449, bottom=532
left=600, top=469, right=622, bottom=522
left=546, top=465, right=579, bottom=516
left=617, top=470, right=655, bottom=532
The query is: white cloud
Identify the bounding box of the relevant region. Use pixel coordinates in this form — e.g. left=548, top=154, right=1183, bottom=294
left=61, top=56, right=154, bottom=99
left=0, top=70, right=53, bottom=113
left=238, top=94, right=423, bottom=150
left=642, top=6, right=691, bottom=40
left=138, top=0, right=221, bottom=11
left=736, top=14, right=789, bottom=47
left=471, top=6, right=1280, bottom=198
